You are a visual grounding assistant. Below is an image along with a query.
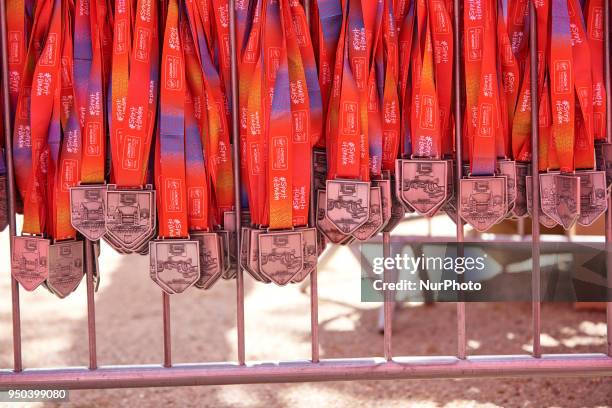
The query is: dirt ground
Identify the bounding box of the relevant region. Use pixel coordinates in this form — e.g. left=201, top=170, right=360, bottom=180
left=1, top=216, right=611, bottom=407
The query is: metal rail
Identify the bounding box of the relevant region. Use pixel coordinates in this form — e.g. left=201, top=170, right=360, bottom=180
left=529, top=0, right=542, bottom=359
left=0, top=0, right=611, bottom=390
left=1, top=355, right=612, bottom=389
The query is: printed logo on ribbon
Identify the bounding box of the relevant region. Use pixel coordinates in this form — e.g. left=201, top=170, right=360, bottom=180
left=554, top=60, right=571, bottom=94
left=467, top=27, right=483, bottom=61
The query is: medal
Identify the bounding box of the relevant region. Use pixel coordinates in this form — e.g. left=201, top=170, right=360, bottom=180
left=459, top=0, right=507, bottom=232
left=397, top=0, right=453, bottom=217
left=105, top=0, right=159, bottom=253
left=240, top=0, right=321, bottom=285
left=47, top=240, right=84, bottom=298
left=182, top=0, right=236, bottom=290
left=70, top=0, right=108, bottom=241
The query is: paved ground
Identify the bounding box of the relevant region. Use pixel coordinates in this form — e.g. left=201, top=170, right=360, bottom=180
left=1, top=215, right=611, bottom=407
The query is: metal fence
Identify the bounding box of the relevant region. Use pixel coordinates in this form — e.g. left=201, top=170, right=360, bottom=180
left=1, top=0, right=612, bottom=390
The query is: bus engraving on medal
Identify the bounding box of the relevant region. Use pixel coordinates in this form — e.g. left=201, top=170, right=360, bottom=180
left=149, top=240, right=200, bottom=294
left=400, top=160, right=448, bottom=216
left=459, top=177, right=507, bottom=232
left=316, top=190, right=349, bottom=244
left=47, top=240, right=84, bottom=298
left=0, top=175, right=8, bottom=231
left=577, top=171, right=607, bottom=226
left=498, top=160, right=517, bottom=212
left=70, top=185, right=107, bottom=240
left=325, top=180, right=370, bottom=234
left=258, top=231, right=303, bottom=285
left=539, top=173, right=580, bottom=229
left=11, top=236, right=50, bottom=291
left=352, top=187, right=383, bottom=241
left=105, top=186, right=155, bottom=252
left=192, top=232, right=223, bottom=289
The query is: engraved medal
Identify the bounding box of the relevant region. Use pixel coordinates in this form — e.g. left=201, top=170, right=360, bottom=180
left=459, top=177, right=507, bottom=232
left=47, top=240, right=85, bottom=298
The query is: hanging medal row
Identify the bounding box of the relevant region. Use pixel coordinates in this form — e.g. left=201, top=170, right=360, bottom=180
left=3, top=0, right=609, bottom=297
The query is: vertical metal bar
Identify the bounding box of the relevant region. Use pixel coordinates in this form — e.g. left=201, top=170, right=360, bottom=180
left=85, top=241, right=97, bottom=369
left=604, top=0, right=612, bottom=357
left=383, top=232, right=393, bottom=361
left=162, top=293, right=172, bottom=367
left=303, top=0, right=320, bottom=364
left=0, top=0, right=22, bottom=373
left=529, top=0, right=542, bottom=358
left=452, top=0, right=466, bottom=360
left=229, top=0, right=246, bottom=365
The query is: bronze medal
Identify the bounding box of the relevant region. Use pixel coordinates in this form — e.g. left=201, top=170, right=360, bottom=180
left=290, top=227, right=318, bottom=283
left=258, top=230, right=303, bottom=285
left=325, top=180, right=370, bottom=233
left=70, top=185, right=108, bottom=241
left=316, top=190, right=350, bottom=244
left=149, top=239, right=200, bottom=294
left=595, top=143, right=612, bottom=189
left=373, top=179, right=392, bottom=228
left=0, top=174, right=8, bottom=231
left=526, top=175, right=558, bottom=228
left=192, top=232, right=224, bottom=290
left=104, top=185, right=156, bottom=253
left=383, top=173, right=405, bottom=232
left=400, top=160, right=448, bottom=216
left=539, top=173, right=580, bottom=230
left=512, top=163, right=529, bottom=217
left=222, top=211, right=238, bottom=277
left=352, top=186, right=384, bottom=241
left=240, top=227, right=252, bottom=273
left=248, top=228, right=270, bottom=282
left=576, top=171, right=607, bottom=226
left=11, top=236, right=50, bottom=291
left=459, top=177, right=507, bottom=232
left=313, top=149, right=328, bottom=191
left=216, top=230, right=234, bottom=277
left=47, top=240, right=85, bottom=298
left=498, top=160, right=517, bottom=213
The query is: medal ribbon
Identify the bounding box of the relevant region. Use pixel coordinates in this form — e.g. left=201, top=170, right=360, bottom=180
left=80, top=0, right=106, bottom=184
left=23, top=0, right=62, bottom=235
left=155, top=0, right=189, bottom=239
left=585, top=0, right=606, bottom=141
left=13, top=0, right=53, bottom=209
left=549, top=0, right=575, bottom=174
left=53, top=1, right=81, bottom=240
left=469, top=0, right=499, bottom=176
left=110, top=0, right=158, bottom=187
left=182, top=9, right=212, bottom=231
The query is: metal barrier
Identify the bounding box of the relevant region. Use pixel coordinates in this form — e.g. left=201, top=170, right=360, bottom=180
left=1, top=0, right=612, bottom=390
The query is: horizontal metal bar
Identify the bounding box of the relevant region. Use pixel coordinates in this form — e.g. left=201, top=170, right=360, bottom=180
left=1, top=354, right=611, bottom=389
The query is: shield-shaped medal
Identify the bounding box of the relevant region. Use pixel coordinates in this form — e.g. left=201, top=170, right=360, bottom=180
left=70, top=185, right=107, bottom=240
left=149, top=240, right=200, bottom=294
left=47, top=240, right=85, bottom=298
left=459, top=177, right=507, bottom=232
left=258, top=231, right=304, bottom=285
left=325, top=180, right=370, bottom=234
left=12, top=236, right=50, bottom=291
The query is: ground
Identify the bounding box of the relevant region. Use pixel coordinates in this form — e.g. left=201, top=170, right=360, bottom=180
left=1, top=215, right=611, bottom=407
